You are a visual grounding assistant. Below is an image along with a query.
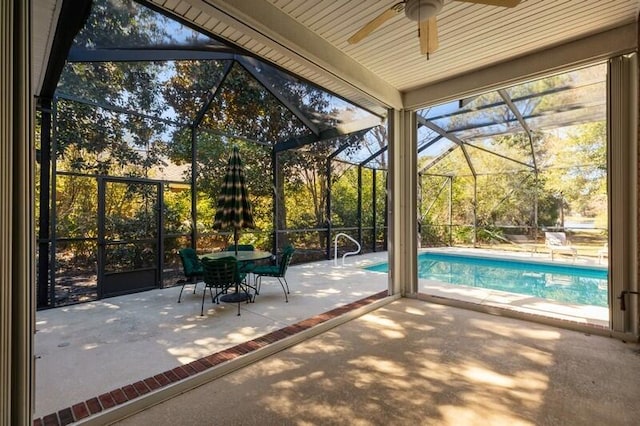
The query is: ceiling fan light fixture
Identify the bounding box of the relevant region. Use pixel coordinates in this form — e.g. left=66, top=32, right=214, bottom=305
left=404, top=0, right=444, bottom=22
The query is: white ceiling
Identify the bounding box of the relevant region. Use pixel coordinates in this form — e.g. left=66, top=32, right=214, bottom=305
left=32, top=0, right=62, bottom=92
left=33, top=0, right=640, bottom=116
left=270, top=0, right=634, bottom=91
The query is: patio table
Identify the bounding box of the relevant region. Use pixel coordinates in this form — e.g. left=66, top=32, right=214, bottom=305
left=200, top=250, right=272, bottom=263
left=199, top=250, right=273, bottom=304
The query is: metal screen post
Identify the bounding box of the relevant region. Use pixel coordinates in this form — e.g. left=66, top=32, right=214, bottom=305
left=326, top=157, right=332, bottom=259
left=190, top=125, right=197, bottom=249
left=372, top=169, right=377, bottom=252
left=272, top=149, right=279, bottom=253
left=473, top=177, right=478, bottom=247
left=449, top=176, right=453, bottom=246
left=357, top=166, right=362, bottom=246
left=37, top=98, right=52, bottom=308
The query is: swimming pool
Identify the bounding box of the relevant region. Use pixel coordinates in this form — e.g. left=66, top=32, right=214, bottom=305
left=365, top=252, right=609, bottom=307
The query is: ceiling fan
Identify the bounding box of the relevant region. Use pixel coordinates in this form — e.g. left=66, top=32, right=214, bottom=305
left=347, top=0, right=521, bottom=57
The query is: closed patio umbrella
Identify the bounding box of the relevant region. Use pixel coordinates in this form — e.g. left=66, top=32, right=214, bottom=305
left=213, top=145, right=255, bottom=255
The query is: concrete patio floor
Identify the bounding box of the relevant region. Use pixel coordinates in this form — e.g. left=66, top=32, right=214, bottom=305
left=34, top=252, right=390, bottom=420
left=116, top=298, right=640, bottom=426
left=33, top=248, right=612, bottom=423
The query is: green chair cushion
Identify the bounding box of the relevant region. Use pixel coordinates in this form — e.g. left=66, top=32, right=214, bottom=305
left=251, top=265, right=279, bottom=276
left=179, top=248, right=204, bottom=278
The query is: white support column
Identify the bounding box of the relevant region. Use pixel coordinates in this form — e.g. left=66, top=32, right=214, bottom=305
left=1, top=0, right=34, bottom=424
left=0, top=2, right=11, bottom=420
left=387, top=109, right=418, bottom=296
left=608, top=53, right=638, bottom=337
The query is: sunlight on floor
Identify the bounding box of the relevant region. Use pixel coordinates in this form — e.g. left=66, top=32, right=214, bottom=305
left=111, top=298, right=640, bottom=426
left=470, top=319, right=562, bottom=341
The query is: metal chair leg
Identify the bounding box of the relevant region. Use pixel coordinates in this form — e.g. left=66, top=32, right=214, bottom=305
left=277, top=278, right=289, bottom=302
left=200, top=285, right=207, bottom=316
left=178, top=279, right=199, bottom=303
left=255, top=276, right=262, bottom=295
left=177, top=279, right=187, bottom=303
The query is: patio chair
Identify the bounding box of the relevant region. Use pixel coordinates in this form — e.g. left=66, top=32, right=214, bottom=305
left=200, top=256, right=250, bottom=316
left=505, top=234, right=538, bottom=255
left=252, top=245, right=295, bottom=302
left=545, top=232, right=577, bottom=261
left=226, top=244, right=257, bottom=274
left=598, top=243, right=608, bottom=264
left=177, top=248, right=204, bottom=303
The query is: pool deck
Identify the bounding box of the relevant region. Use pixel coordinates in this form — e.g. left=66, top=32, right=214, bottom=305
left=417, top=247, right=609, bottom=329
left=33, top=247, right=610, bottom=424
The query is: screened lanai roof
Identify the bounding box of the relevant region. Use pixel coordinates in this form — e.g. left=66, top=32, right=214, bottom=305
left=55, top=0, right=608, bottom=174
left=416, top=63, right=607, bottom=176
left=56, top=0, right=383, bottom=162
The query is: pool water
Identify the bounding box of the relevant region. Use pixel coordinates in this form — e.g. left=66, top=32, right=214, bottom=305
left=366, top=252, right=609, bottom=307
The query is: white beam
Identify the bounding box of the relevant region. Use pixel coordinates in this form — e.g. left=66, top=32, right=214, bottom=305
left=404, top=22, right=638, bottom=110
left=184, top=0, right=402, bottom=111
left=32, top=0, right=63, bottom=95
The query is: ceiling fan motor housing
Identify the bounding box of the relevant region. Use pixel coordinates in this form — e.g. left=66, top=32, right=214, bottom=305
left=404, top=0, right=444, bottom=21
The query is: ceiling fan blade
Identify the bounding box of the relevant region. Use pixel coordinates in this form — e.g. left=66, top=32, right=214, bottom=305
left=454, top=0, right=520, bottom=7
left=419, top=16, right=439, bottom=55
left=348, top=4, right=404, bottom=44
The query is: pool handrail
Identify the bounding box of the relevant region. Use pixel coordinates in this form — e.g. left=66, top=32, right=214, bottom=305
left=334, top=233, right=361, bottom=266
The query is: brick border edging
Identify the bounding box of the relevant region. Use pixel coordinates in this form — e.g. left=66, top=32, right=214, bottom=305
left=33, top=291, right=388, bottom=426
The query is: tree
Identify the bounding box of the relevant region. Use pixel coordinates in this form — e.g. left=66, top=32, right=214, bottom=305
left=56, top=0, right=172, bottom=178
left=540, top=121, right=607, bottom=219
left=417, top=65, right=607, bottom=239
left=54, top=0, right=384, bottom=259
left=163, top=57, right=372, bottom=249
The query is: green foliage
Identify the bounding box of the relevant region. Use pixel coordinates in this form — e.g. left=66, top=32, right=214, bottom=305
left=55, top=106, right=170, bottom=178
left=420, top=216, right=450, bottom=246
left=418, top=65, right=607, bottom=238
left=162, top=186, right=192, bottom=234
left=536, top=191, right=560, bottom=226
left=48, top=0, right=610, bottom=269
left=285, top=179, right=318, bottom=229
left=420, top=119, right=606, bottom=233
left=56, top=0, right=172, bottom=178
left=104, top=182, right=158, bottom=240
left=55, top=175, right=98, bottom=238
left=452, top=225, right=475, bottom=245
left=540, top=121, right=607, bottom=218
left=331, top=164, right=359, bottom=227
left=48, top=0, right=389, bottom=260
left=161, top=56, right=371, bottom=245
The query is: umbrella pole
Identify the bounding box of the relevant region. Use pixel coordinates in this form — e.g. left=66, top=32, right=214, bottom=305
left=234, top=228, right=239, bottom=256
left=233, top=228, right=240, bottom=294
